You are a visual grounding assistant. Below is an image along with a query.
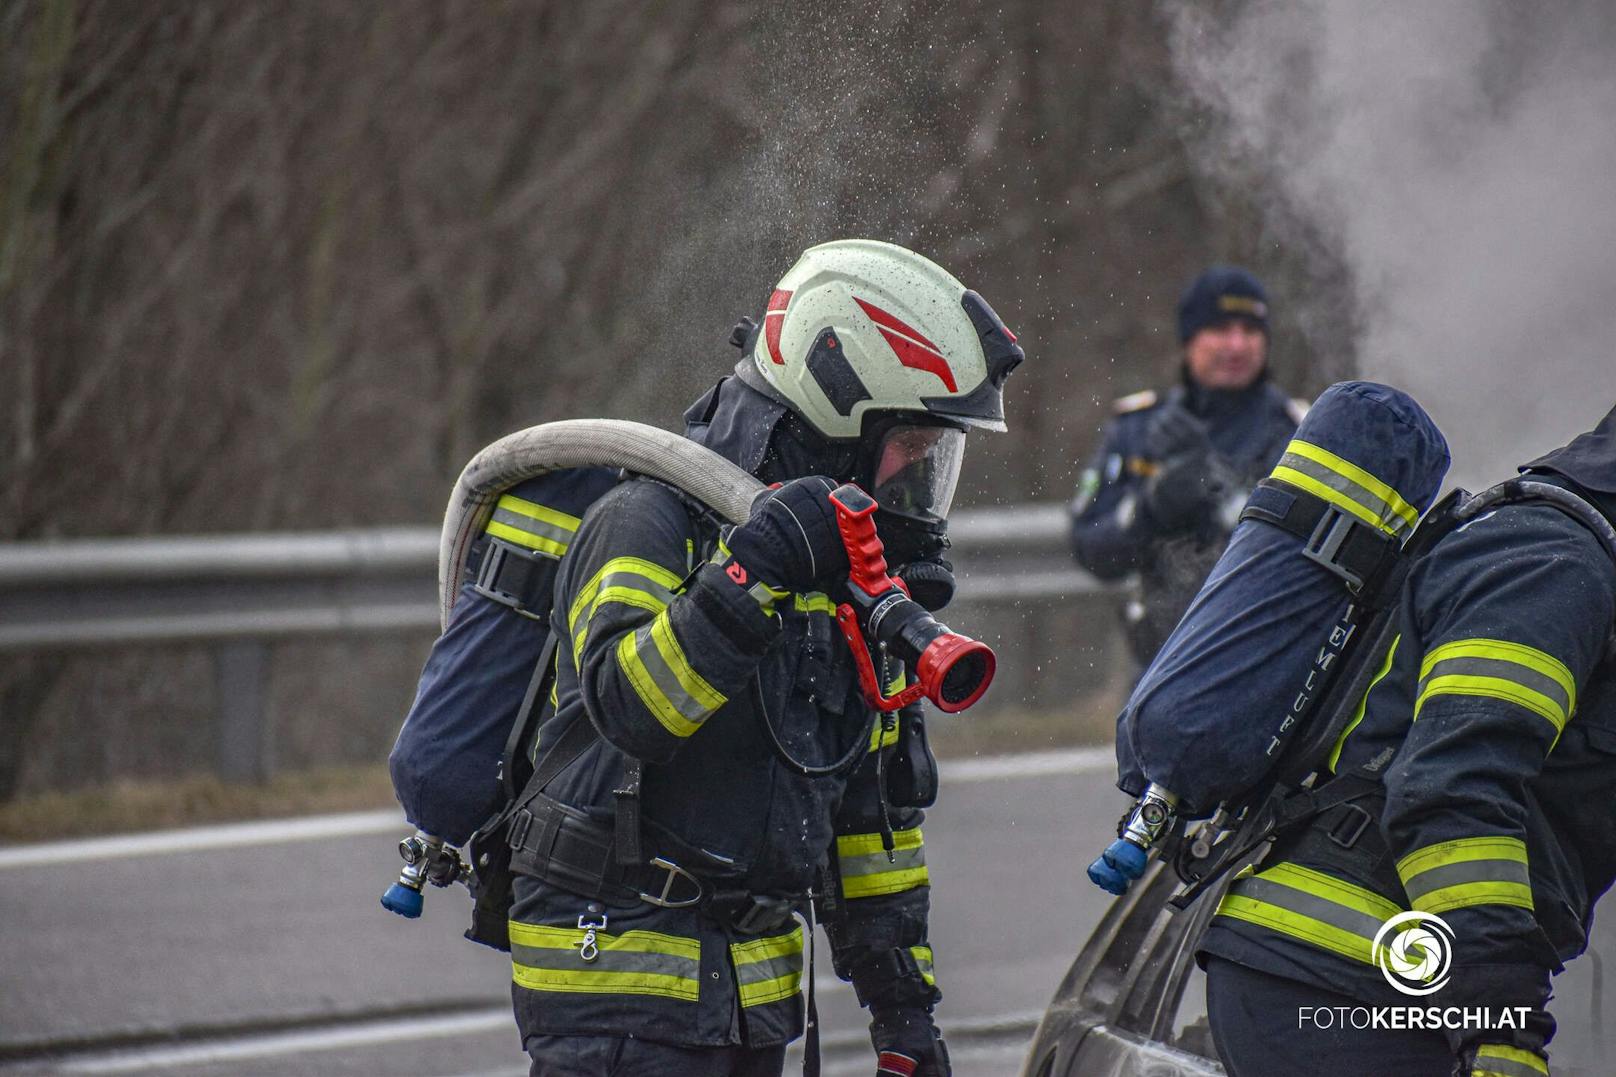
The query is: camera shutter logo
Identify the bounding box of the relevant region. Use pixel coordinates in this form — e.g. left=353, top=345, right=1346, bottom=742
left=1372, top=911, right=1454, bottom=996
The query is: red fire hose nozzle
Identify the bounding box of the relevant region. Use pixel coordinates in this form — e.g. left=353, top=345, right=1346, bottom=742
left=827, top=483, right=997, bottom=713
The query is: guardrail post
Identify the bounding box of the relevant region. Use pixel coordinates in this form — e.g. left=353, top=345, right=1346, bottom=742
left=215, top=641, right=272, bottom=782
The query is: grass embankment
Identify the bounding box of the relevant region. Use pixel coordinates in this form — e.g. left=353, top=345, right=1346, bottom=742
left=0, top=701, right=1119, bottom=844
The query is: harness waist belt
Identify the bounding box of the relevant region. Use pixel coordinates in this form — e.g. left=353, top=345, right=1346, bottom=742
left=507, top=795, right=803, bottom=934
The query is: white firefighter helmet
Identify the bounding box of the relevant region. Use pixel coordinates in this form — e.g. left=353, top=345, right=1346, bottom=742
left=749, top=239, right=1023, bottom=441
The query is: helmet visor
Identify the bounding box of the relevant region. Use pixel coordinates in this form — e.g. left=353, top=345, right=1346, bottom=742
left=870, top=424, right=966, bottom=520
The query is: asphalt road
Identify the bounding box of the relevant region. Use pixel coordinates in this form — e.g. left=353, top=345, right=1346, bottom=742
left=0, top=749, right=1125, bottom=1076
left=1, top=749, right=1610, bottom=1076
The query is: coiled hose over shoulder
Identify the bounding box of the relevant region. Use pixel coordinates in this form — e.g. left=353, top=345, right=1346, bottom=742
left=439, top=419, right=764, bottom=628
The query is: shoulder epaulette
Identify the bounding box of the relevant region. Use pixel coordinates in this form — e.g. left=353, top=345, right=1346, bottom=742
left=1286, top=397, right=1311, bottom=425
left=1113, top=389, right=1159, bottom=415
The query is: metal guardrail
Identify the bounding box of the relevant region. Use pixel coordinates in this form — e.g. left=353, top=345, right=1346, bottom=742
left=0, top=503, right=1107, bottom=779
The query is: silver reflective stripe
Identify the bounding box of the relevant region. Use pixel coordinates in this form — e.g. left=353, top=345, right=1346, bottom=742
left=1276, top=449, right=1413, bottom=536
left=1472, top=1046, right=1549, bottom=1077
left=629, top=619, right=720, bottom=726
left=839, top=844, right=926, bottom=880
left=1401, top=858, right=1531, bottom=907
left=510, top=940, right=699, bottom=982
left=735, top=951, right=800, bottom=989
left=1418, top=655, right=1571, bottom=723
left=491, top=506, right=576, bottom=548
left=1230, top=876, right=1386, bottom=944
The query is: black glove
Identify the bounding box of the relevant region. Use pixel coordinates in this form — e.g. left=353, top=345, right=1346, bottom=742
left=870, top=1008, right=950, bottom=1077
left=1139, top=406, right=1226, bottom=531
left=1142, top=402, right=1212, bottom=460
left=894, top=557, right=955, bottom=612
left=1141, top=454, right=1219, bottom=531
left=723, top=475, right=848, bottom=593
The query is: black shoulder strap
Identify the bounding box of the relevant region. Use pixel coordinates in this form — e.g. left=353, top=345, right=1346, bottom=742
left=1240, top=477, right=1404, bottom=604
left=501, top=633, right=560, bottom=802
left=502, top=632, right=601, bottom=810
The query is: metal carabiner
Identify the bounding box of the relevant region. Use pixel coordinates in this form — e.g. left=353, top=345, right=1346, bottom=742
left=577, top=909, right=608, bottom=963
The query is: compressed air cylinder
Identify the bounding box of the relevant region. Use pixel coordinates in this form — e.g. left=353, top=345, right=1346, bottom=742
left=1114, top=381, right=1450, bottom=816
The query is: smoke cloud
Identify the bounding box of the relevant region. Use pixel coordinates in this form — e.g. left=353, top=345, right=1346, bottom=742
left=1167, top=0, right=1616, bottom=488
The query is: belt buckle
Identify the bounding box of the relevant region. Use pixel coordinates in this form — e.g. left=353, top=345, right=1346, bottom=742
left=731, top=895, right=796, bottom=935
left=638, top=857, right=704, bottom=908
left=1327, top=803, right=1373, bottom=850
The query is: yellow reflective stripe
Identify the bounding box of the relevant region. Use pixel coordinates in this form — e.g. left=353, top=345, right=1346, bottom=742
left=912, top=944, right=936, bottom=986
left=838, top=827, right=924, bottom=858
left=1215, top=861, right=1403, bottom=966
left=650, top=609, right=726, bottom=711
left=838, top=827, right=929, bottom=898
left=1397, top=836, right=1529, bottom=877
left=617, top=616, right=718, bottom=739
left=1280, top=439, right=1421, bottom=532
left=512, top=964, right=698, bottom=999
left=706, top=546, right=788, bottom=611
left=1416, top=678, right=1569, bottom=736
left=618, top=631, right=696, bottom=737
left=486, top=494, right=583, bottom=556
left=486, top=520, right=568, bottom=557
left=1216, top=894, right=1377, bottom=966
left=868, top=716, right=900, bottom=752
left=1472, top=1043, right=1549, bottom=1077
left=1253, top=861, right=1404, bottom=919
left=497, top=494, right=583, bottom=532
left=508, top=921, right=700, bottom=1001
left=568, top=556, right=681, bottom=667
left=1397, top=836, right=1534, bottom=914
left=1420, top=640, right=1575, bottom=699
left=569, top=557, right=683, bottom=635
left=1328, top=634, right=1400, bottom=772
left=1416, top=639, right=1575, bottom=737
left=842, top=867, right=930, bottom=898
left=731, top=926, right=804, bottom=1008
left=509, top=921, right=700, bottom=958
left=793, top=592, right=837, bottom=614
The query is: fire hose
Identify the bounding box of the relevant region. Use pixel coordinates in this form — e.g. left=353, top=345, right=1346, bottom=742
left=383, top=420, right=995, bottom=916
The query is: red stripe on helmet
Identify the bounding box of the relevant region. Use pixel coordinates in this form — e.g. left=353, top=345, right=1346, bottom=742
left=856, top=297, right=959, bottom=391
left=763, top=289, right=792, bottom=365
left=875, top=328, right=958, bottom=392
left=854, top=297, right=942, bottom=353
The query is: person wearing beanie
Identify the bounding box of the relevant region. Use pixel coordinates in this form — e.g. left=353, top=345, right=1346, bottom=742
left=1068, top=265, right=1311, bottom=670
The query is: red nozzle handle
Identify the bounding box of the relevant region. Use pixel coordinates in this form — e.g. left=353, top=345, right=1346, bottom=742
left=835, top=603, right=926, bottom=712
left=828, top=483, right=891, bottom=597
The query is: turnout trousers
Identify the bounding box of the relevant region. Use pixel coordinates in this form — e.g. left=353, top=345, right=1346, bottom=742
left=1205, top=957, right=1454, bottom=1077
left=526, top=1033, right=788, bottom=1076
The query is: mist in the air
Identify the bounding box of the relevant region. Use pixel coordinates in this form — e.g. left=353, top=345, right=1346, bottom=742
left=1166, top=0, right=1616, bottom=488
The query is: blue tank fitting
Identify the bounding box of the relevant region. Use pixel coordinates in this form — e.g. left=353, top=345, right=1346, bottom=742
left=1087, top=838, right=1149, bottom=895
left=381, top=882, right=425, bottom=918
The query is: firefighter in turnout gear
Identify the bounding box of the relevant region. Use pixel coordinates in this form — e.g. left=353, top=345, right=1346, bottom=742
left=1069, top=266, right=1308, bottom=668
left=1198, top=402, right=1616, bottom=1077
left=394, top=240, right=1023, bottom=1076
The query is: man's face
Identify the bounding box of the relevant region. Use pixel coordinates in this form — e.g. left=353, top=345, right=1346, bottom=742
left=1183, top=318, right=1267, bottom=390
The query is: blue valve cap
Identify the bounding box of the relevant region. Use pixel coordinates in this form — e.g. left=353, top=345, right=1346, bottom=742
left=1087, top=855, right=1131, bottom=895
left=1104, top=837, right=1150, bottom=879
left=381, top=883, right=424, bottom=918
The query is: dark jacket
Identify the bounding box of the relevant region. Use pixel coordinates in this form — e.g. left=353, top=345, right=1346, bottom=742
left=1199, top=497, right=1616, bottom=1048
left=510, top=477, right=938, bottom=1049
left=1070, top=377, right=1305, bottom=664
